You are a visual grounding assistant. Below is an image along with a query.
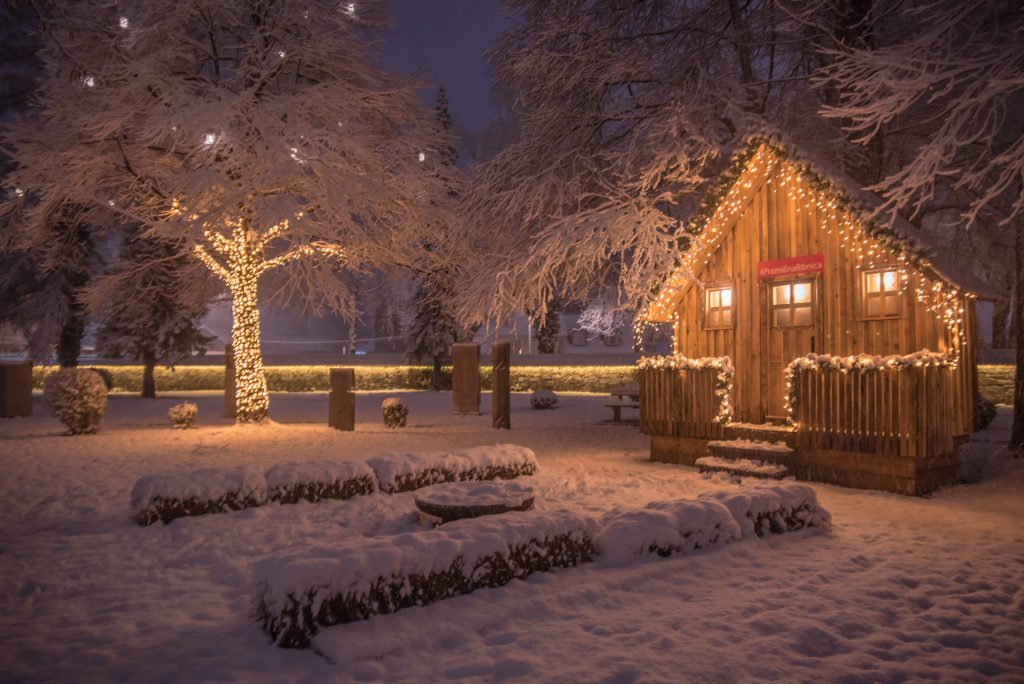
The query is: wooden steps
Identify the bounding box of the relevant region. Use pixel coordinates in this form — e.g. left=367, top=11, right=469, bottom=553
left=722, top=422, right=797, bottom=448
left=697, top=437, right=795, bottom=480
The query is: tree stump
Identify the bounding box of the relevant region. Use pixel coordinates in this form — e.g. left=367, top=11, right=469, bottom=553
left=0, top=361, right=32, bottom=418
left=414, top=481, right=535, bottom=525
left=328, top=368, right=356, bottom=430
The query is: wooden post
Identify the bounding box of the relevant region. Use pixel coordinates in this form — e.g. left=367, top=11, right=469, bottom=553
left=492, top=342, right=510, bottom=430
left=0, top=361, right=32, bottom=418
left=224, top=343, right=236, bottom=419
left=452, top=343, right=481, bottom=415
left=328, top=368, right=356, bottom=431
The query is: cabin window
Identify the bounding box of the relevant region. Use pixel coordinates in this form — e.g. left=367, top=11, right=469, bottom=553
left=771, top=280, right=814, bottom=327
left=704, top=285, right=734, bottom=330
left=862, top=269, right=902, bottom=319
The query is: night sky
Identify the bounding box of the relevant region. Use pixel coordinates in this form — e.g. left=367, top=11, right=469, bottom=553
left=383, top=0, right=510, bottom=136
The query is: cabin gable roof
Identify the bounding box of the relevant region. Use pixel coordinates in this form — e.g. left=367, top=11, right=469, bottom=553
left=642, top=138, right=996, bottom=325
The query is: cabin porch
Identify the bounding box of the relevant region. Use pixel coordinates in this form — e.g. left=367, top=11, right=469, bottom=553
left=639, top=361, right=966, bottom=495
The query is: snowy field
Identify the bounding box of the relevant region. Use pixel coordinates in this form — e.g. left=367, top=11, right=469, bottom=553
left=1, top=391, right=1022, bottom=683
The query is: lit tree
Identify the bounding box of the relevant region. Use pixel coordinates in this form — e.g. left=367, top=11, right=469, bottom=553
left=816, top=0, right=1024, bottom=449
left=2, top=0, right=454, bottom=422
left=90, top=234, right=213, bottom=398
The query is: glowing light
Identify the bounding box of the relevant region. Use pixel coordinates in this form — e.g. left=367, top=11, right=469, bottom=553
left=202, top=132, right=217, bottom=148
left=418, top=151, right=426, bottom=162
left=14, top=187, right=24, bottom=197
left=277, top=50, right=287, bottom=59
left=882, top=270, right=897, bottom=290
left=83, top=76, right=96, bottom=88
left=118, top=16, right=129, bottom=29
left=343, top=2, right=356, bottom=16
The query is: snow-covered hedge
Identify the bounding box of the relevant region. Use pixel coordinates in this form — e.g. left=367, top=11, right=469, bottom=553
left=381, top=397, right=407, bottom=428
left=700, top=482, right=831, bottom=538
left=168, top=401, right=198, bottom=429
left=131, top=467, right=268, bottom=526
left=600, top=499, right=741, bottom=562
left=265, top=460, right=376, bottom=505
left=530, top=389, right=558, bottom=409
left=42, top=367, right=109, bottom=434
left=133, top=445, right=539, bottom=525
left=368, top=445, right=539, bottom=494
left=253, top=510, right=599, bottom=648
left=599, top=482, right=830, bottom=561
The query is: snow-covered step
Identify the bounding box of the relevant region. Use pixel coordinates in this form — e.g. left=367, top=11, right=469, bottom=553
left=723, top=422, right=797, bottom=447
left=696, top=455, right=790, bottom=480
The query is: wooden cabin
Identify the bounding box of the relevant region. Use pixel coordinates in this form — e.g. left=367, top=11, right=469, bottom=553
left=637, top=139, right=993, bottom=495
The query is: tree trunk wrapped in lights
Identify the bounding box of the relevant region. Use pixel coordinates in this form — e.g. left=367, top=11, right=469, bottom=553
left=2, top=1, right=463, bottom=424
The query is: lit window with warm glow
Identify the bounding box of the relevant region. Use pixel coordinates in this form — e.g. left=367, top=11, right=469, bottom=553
left=862, top=269, right=902, bottom=319
left=772, top=280, right=813, bottom=327
left=704, top=285, right=734, bottom=330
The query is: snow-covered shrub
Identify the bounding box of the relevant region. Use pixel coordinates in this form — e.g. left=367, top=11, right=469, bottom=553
left=87, top=367, right=114, bottom=391
left=530, top=389, right=558, bottom=409
left=253, top=510, right=598, bottom=648
left=168, top=401, right=198, bottom=429
left=977, top=394, right=997, bottom=431
left=131, top=467, right=268, bottom=526
left=600, top=499, right=741, bottom=563
left=700, top=482, right=831, bottom=538
left=381, top=397, right=407, bottom=428
left=367, top=444, right=539, bottom=494
left=265, top=460, right=376, bottom=505
left=42, top=367, right=108, bottom=434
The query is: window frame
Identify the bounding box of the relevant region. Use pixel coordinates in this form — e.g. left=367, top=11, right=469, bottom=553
left=769, top=278, right=816, bottom=329
left=702, top=282, right=736, bottom=331
left=859, top=268, right=904, bottom=321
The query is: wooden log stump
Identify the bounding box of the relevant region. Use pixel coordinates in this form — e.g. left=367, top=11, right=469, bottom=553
left=328, top=368, right=356, bottom=431
left=452, top=343, right=481, bottom=415
left=0, top=361, right=32, bottom=418
left=414, top=481, right=535, bottom=525
left=492, top=342, right=510, bottom=430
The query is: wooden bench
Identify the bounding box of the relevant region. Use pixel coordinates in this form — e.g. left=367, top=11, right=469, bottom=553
left=605, top=400, right=640, bottom=422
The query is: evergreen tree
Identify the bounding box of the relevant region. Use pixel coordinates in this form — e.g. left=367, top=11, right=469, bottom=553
left=533, top=302, right=560, bottom=354
left=91, top=235, right=212, bottom=398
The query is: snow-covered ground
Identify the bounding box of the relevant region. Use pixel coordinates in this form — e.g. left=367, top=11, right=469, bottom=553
left=1, top=391, right=1022, bottom=683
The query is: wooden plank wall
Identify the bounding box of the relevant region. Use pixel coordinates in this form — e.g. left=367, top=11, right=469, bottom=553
left=673, top=154, right=976, bottom=435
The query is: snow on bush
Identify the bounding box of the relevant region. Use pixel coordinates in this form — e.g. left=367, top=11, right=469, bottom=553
left=700, top=482, right=831, bottom=538
left=253, top=510, right=599, bottom=648
left=599, top=499, right=741, bottom=563
left=131, top=467, right=268, bottom=526
left=168, top=402, right=198, bottom=429
left=265, top=460, right=376, bottom=505
left=381, top=397, right=407, bottom=428
left=367, top=444, right=539, bottom=494
left=530, top=389, right=558, bottom=409
left=42, top=367, right=108, bottom=435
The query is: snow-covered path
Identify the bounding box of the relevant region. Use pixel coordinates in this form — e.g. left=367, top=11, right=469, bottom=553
left=1, top=392, right=1021, bottom=682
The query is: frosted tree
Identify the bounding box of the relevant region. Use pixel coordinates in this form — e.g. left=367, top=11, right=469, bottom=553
left=816, top=0, right=1024, bottom=450
left=90, top=234, right=213, bottom=398
left=2, top=0, right=455, bottom=422
left=459, top=0, right=845, bottom=325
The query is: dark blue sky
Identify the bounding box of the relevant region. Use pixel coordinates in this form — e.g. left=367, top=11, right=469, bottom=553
left=383, top=0, right=509, bottom=135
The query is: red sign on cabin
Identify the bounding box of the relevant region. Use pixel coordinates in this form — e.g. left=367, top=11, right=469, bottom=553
left=757, top=253, right=825, bottom=281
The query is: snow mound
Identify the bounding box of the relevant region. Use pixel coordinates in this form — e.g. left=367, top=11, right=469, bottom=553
left=414, top=480, right=535, bottom=509
left=253, top=509, right=598, bottom=648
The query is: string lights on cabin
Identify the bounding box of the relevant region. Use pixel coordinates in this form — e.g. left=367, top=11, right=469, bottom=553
left=635, top=140, right=971, bottom=364
left=637, top=355, right=734, bottom=424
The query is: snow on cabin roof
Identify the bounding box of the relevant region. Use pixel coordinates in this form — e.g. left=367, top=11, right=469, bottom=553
left=643, top=137, right=998, bottom=323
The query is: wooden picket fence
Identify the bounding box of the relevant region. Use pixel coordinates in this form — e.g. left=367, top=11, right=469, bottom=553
left=791, top=364, right=955, bottom=459
left=639, top=367, right=724, bottom=440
